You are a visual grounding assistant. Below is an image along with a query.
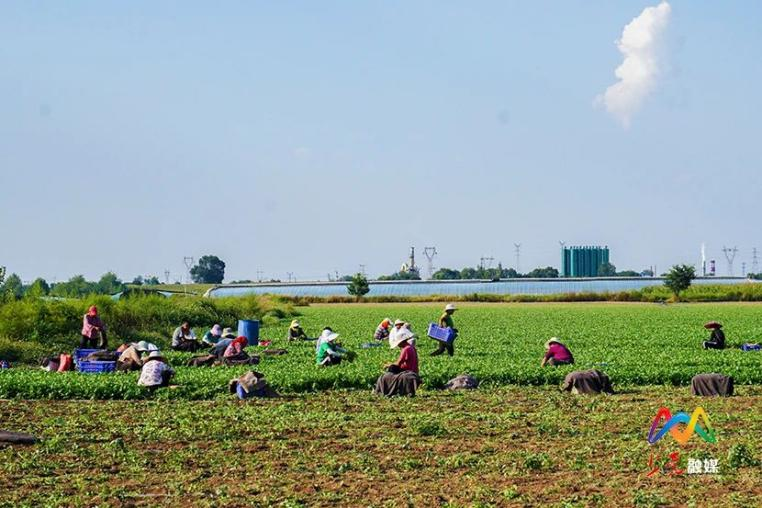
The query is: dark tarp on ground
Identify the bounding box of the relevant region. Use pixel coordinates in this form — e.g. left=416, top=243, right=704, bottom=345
left=562, top=369, right=614, bottom=395
left=691, top=373, right=734, bottom=396
left=444, top=374, right=479, bottom=390
left=0, top=431, right=37, bottom=445
left=374, top=371, right=421, bottom=397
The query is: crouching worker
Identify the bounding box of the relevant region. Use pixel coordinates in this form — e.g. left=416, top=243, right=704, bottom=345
left=171, top=321, right=201, bottom=352
left=374, top=329, right=421, bottom=397
left=117, top=341, right=158, bottom=371
left=703, top=322, right=726, bottom=350
left=541, top=337, right=574, bottom=367
left=223, top=336, right=260, bottom=366
left=138, top=351, right=175, bottom=392
left=287, top=320, right=309, bottom=342
left=229, top=371, right=279, bottom=399
left=374, top=318, right=393, bottom=342
left=316, top=331, right=348, bottom=366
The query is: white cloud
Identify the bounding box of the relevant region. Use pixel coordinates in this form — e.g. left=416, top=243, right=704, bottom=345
left=597, top=2, right=672, bottom=127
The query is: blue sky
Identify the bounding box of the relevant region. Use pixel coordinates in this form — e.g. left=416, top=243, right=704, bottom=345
left=1, top=1, right=760, bottom=282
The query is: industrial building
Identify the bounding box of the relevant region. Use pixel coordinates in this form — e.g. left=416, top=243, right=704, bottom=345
left=561, top=246, right=611, bottom=277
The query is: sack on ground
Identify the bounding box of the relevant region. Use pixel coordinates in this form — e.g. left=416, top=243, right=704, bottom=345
left=562, top=369, right=614, bottom=395
left=444, top=374, right=479, bottom=390
left=691, top=373, right=734, bottom=396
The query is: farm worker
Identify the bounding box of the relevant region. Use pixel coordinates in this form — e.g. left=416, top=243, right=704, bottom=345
left=703, top=322, right=726, bottom=350
left=374, top=318, right=393, bottom=341
left=117, top=341, right=158, bottom=371
left=315, top=327, right=335, bottom=352
left=431, top=304, right=458, bottom=357
left=316, top=331, right=347, bottom=366
left=211, top=328, right=237, bottom=357
left=541, top=338, right=574, bottom=367
left=374, top=329, right=422, bottom=397
left=138, top=351, right=175, bottom=391
left=288, top=320, right=309, bottom=342
left=386, top=329, right=419, bottom=374
left=171, top=321, right=200, bottom=352
left=80, top=305, right=108, bottom=349
left=389, top=319, right=416, bottom=347
left=224, top=336, right=249, bottom=361
left=202, top=324, right=223, bottom=346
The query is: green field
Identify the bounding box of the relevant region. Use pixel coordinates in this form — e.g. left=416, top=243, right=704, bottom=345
left=0, top=302, right=761, bottom=399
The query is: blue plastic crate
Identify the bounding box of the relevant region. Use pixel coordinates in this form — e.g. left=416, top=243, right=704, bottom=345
left=77, top=360, right=117, bottom=373
left=73, top=348, right=101, bottom=363
left=427, top=323, right=455, bottom=343
left=741, top=343, right=761, bottom=351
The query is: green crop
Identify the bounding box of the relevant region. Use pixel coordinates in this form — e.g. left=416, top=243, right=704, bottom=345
left=0, top=302, right=760, bottom=400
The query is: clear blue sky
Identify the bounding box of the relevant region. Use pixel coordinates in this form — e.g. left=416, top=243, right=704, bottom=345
left=1, top=1, right=760, bottom=282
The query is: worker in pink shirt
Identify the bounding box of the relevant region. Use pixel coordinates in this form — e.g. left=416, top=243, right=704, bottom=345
left=81, top=305, right=108, bottom=349
left=541, top=337, right=574, bottom=367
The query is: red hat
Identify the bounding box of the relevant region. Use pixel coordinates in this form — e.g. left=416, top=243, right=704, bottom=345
left=233, top=336, right=249, bottom=347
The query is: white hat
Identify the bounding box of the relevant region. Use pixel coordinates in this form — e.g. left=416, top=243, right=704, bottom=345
left=390, top=329, right=415, bottom=349
left=134, top=341, right=159, bottom=352
left=445, top=304, right=457, bottom=311
left=394, top=319, right=406, bottom=326
left=147, top=351, right=165, bottom=360
left=545, top=337, right=562, bottom=348
left=324, top=332, right=339, bottom=343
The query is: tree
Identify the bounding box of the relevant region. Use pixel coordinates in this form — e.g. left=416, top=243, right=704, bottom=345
left=145, top=276, right=161, bottom=285
left=0, top=266, right=5, bottom=286
left=664, top=264, right=696, bottom=300
left=97, top=272, right=125, bottom=294
left=26, top=278, right=50, bottom=297
left=597, top=263, right=617, bottom=276
left=131, top=275, right=144, bottom=285
left=51, top=275, right=93, bottom=297
left=615, top=270, right=641, bottom=277
left=432, top=268, right=461, bottom=280
left=346, top=273, right=370, bottom=300
left=378, top=271, right=420, bottom=281
left=2, top=273, right=23, bottom=300
left=526, top=267, right=559, bottom=278
left=190, top=255, right=226, bottom=284
left=460, top=267, right=479, bottom=279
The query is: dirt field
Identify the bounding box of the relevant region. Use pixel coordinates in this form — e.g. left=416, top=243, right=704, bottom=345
left=0, top=386, right=759, bottom=507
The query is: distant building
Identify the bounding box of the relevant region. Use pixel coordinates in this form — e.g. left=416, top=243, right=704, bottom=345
left=561, top=246, right=610, bottom=277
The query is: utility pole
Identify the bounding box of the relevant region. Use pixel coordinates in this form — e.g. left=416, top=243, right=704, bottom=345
left=256, top=270, right=263, bottom=283
left=423, top=247, right=437, bottom=279
left=514, top=243, right=522, bottom=274
left=722, top=246, right=738, bottom=277
left=752, top=248, right=759, bottom=275
left=286, top=272, right=294, bottom=283
left=359, top=264, right=366, bottom=276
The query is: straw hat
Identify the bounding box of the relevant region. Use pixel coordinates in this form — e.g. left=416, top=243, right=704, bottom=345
left=324, top=332, right=340, bottom=343
left=445, top=303, right=457, bottom=311
left=222, top=327, right=237, bottom=339
left=704, top=321, right=722, bottom=329
left=545, top=337, right=562, bottom=349
left=134, top=341, right=159, bottom=352
left=394, top=319, right=406, bottom=326
left=145, top=351, right=166, bottom=362
left=390, top=329, right=415, bottom=349
left=291, top=320, right=301, bottom=328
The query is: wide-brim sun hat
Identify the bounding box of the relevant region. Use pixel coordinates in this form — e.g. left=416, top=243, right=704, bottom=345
left=325, top=332, right=340, bottom=343
left=545, top=337, right=562, bottom=348
left=445, top=304, right=457, bottom=311
left=146, top=351, right=165, bottom=361
left=135, top=341, right=159, bottom=352
left=704, top=321, right=722, bottom=329
left=222, top=327, right=236, bottom=338
left=394, top=319, right=406, bottom=326
left=390, top=329, right=415, bottom=349
left=291, top=320, right=300, bottom=327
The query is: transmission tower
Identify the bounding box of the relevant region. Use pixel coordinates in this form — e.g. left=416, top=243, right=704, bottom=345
left=164, top=269, right=170, bottom=284
left=741, top=262, right=747, bottom=278
left=514, top=243, right=522, bottom=274
left=183, top=256, right=194, bottom=285
left=359, top=264, right=366, bottom=276
left=286, top=272, right=294, bottom=283
left=752, top=248, right=759, bottom=275
left=423, top=247, right=437, bottom=279
left=722, top=246, right=738, bottom=276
